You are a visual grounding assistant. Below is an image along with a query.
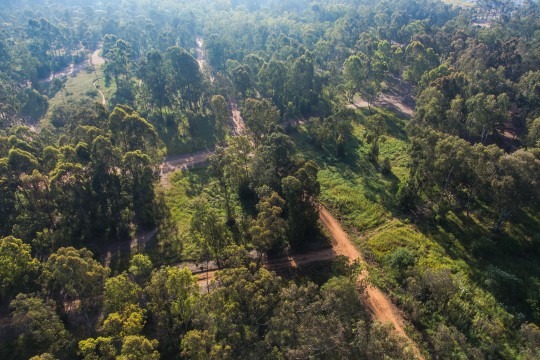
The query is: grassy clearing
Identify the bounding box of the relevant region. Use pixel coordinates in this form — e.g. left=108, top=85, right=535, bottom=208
left=295, top=103, right=540, bottom=352
left=42, top=65, right=213, bottom=157
left=163, top=165, right=245, bottom=261
left=155, top=107, right=216, bottom=156
left=163, top=166, right=210, bottom=259
left=292, top=106, right=408, bottom=231
left=44, top=65, right=115, bottom=123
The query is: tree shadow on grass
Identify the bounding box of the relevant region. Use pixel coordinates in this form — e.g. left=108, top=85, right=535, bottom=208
left=413, top=206, right=540, bottom=321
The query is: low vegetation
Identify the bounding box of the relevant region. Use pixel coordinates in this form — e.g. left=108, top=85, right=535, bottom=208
left=0, top=0, right=539, bottom=359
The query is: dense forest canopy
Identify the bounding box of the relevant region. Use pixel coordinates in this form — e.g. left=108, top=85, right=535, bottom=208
left=1, top=0, right=539, bottom=359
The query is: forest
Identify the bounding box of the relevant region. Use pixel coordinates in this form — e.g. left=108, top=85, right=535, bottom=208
left=0, top=0, right=539, bottom=359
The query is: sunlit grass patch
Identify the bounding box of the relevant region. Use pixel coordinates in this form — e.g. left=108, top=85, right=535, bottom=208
left=163, top=167, right=209, bottom=259
left=44, top=65, right=114, bottom=126
left=47, top=69, right=100, bottom=109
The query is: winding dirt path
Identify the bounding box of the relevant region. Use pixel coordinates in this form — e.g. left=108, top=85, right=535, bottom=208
left=195, top=37, right=214, bottom=83
left=90, top=47, right=107, bottom=106
left=320, top=207, right=424, bottom=359
left=187, top=207, right=425, bottom=358
left=159, top=35, right=424, bottom=358
left=93, top=79, right=107, bottom=106
left=40, top=46, right=105, bottom=83
left=230, top=103, right=246, bottom=135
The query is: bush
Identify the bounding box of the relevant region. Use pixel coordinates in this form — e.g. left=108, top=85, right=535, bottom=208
left=380, top=156, right=392, bottom=174
left=384, top=248, right=416, bottom=283
left=86, top=89, right=98, bottom=98
left=470, top=236, right=496, bottom=258
left=484, top=265, right=523, bottom=299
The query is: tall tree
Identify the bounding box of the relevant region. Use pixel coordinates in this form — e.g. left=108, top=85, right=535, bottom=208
left=11, top=294, right=73, bottom=359
left=40, top=247, right=109, bottom=311
left=250, top=192, right=287, bottom=263
left=242, top=98, right=280, bottom=145
left=210, top=95, right=230, bottom=144
left=0, top=236, right=39, bottom=300
left=164, top=46, right=202, bottom=109
left=145, top=267, right=199, bottom=342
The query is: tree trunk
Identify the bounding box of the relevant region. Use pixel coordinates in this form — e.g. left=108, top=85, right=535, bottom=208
left=494, top=208, right=511, bottom=233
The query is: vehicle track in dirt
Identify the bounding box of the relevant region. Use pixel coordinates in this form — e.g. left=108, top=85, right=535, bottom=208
left=187, top=207, right=425, bottom=358
left=320, top=207, right=425, bottom=359
left=348, top=93, right=414, bottom=118
left=161, top=36, right=425, bottom=358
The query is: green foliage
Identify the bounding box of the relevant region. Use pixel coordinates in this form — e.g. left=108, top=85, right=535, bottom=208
left=102, top=304, right=147, bottom=337
left=117, top=336, right=160, bottom=360
left=181, top=330, right=232, bottom=360
left=210, top=95, right=230, bottom=144
left=11, top=293, right=73, bottom=358
left=190, top=196, right=231, bottom=265
left=308, top=109, right=355, bottom=157
left=164, top=46, right=203, bottom=109
left=78, top=337, right=116, bottom=360
left=242, top=98, right=280, bottom=144
left=190, top=266, right=282, bottom=357
left=103, top=273, right=142, bottom=313
left=29, top=354, right=58, bottom=360
left=0, top=236, right=39, bottom=299
left=40, top=247, right=109, bottom=309
left=250, top=192, right=287, bottom=258
left=128, top=254, right=153, bottom=284
left=1, top=1, right=540, bottom=359
left=145, top=266, right=200, bottom=341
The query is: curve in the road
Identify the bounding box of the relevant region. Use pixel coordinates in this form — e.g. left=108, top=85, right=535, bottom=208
left=161, top=35, right=424, bottom=359
left=320, top=207, right=425, bottom=360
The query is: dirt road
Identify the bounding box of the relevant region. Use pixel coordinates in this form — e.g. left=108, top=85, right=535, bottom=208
left=189, top=207, right=425, bottom=358
left=320, top=207, right=425, bottom=359
left=90, top=47, right=107, bottom=106
left=160, top=149, right=214, bottom=187
left=40, top=46, right=105, bottom=83
left=93, top=79, right=107, bottom=106
left=349, top=93, right=414, bottom=118
left=231, top=103, right=246, bottom=135
left=159, top=35, right=424, bottom=358
left=193, top=247, right=335, bottom=288
left=195, top=37, right=214, bottom=83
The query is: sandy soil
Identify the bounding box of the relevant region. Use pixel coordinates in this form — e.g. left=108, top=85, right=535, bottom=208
left=380, top=93, right=414, bottom=117
left=195, top=37, right=214, bottom=83
left=349, top=93, right=414, bottom=117
left=41, top=45, right=105, bottom=83
left=90, top=47, right=105, bottom=66
left=160, top=149, right=214, bottom=187
left=320, top=207, right=425, bottom=359
left=93, top=79, right=107, bottom=106
left=158, top=36, right=424, bottom=358
left=231, top=103, right=246, bottom=135
left=190, top=207, right=425, bottom=358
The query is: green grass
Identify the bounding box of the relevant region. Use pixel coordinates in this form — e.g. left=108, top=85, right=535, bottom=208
left=44, top=65, right=115, bottom=124
left=163, top=165, right=245, bottom=261
left=162, top=99, right=540, bottom=355
left=43, top=65, right=214, bottom=157
left=292, top=107, right=408, bottom=231
left=154, top=107, right=216, bottom=156
left=163, top=166, right=210, bottom=260
left=294, top=104, right=540, bottom=355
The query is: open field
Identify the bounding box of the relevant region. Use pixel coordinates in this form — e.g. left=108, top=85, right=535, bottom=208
left=44, top=65, right=115, bottom=121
